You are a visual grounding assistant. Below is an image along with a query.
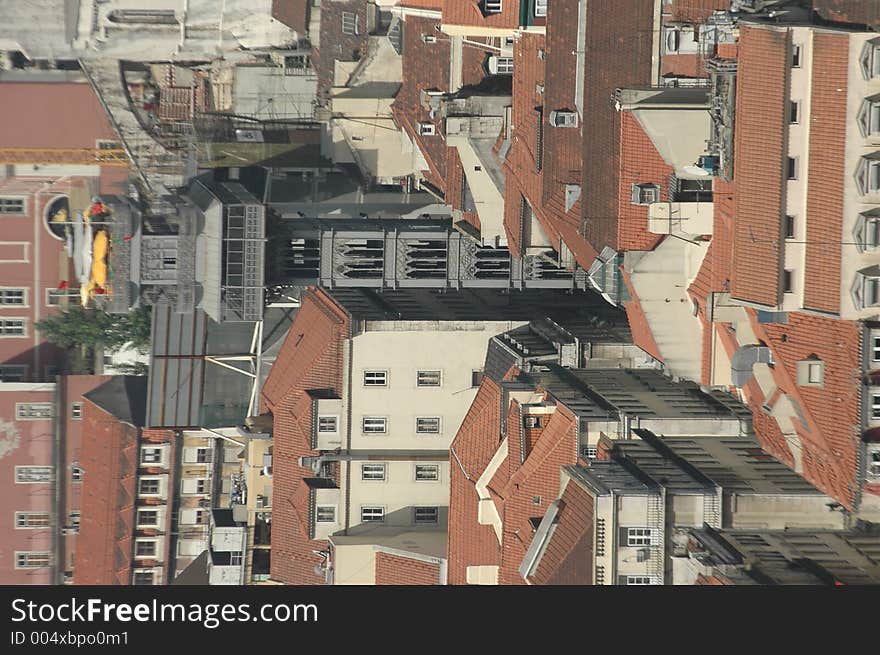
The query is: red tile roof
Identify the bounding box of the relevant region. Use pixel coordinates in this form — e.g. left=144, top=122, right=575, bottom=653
left=527, top=477, right=595, bottom=585
left=261, top=288, right=350, bottom=584
left=447, top=376, right=507, bottom=583
left=620, top=268, right=664, bottom=362
left=374, top=552, right=441, bottom=585
left=312, top=1, right=370, bottom=99
left=617, top=112, right=670, bottom=252
left=580, top=0, right=655, bottom=256
left=661, top=54, right=707, bottom=79
left=730, top=25, right=790, bottom=307
left=813, top=1, right=880, bottom=28
left=667, top=0, right=731, bottom=23
left=803, top=32, right=849, bottom=315
left=443, top=0, right=521, bottom=29
left=74, top=400, right=138, bottom=585
left=400, top=0, right=444, bottom=8
left=271, top=0, right=309, bottom=34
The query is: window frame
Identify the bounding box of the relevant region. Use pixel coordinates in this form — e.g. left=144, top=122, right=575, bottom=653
left=534, top=0, right=547, bottom=17
left=416, top=369, right=442, bottom=387
left=15, top=551, right=51, bottom=569
left=0, top=288, right=26, bottom=306
left=413, top=506, right=439, bottom=524
left=872, top=335, right=880, bottom=361
left=791, top=43, right=802, bottom=68
left=785, top=215, right=795, bottom=240
left=626, top=527, right=654, bottom=547
left=15, top=512, right=51, bottom=529
left=15, top=402, right=53, bottom=420
left=317, top=415, right=339, bottom=434
left=136, top=509, right=159, bottom=527
left=0, top=317, right=26, bottom=337
left=0, top=196, right=26, bottom=215
left=362, top=416, right=387, bottom=434
left=363, top=370, right=388, bottom=387
left=415, top=464, right=440, bottom=482
left=415, top=416, right=441, bottom=435
left=361, top=463, right=387, bottom=481
left=483, top=0, right=503, bottom=13
left=15, top=466, right=52, bottom=483
left=872, top=393, right=880, bottom=420
left=138, top=477, right=162, bottom=496
left=789, top=100, right=800, bottom=124
left=134, top=539, right=158, bottom=558
left=787, top=157, right=798, bottom=180
left=360, top=506, right=385, bottom=523
left=783, top=269, right=794, bottom=294
left=315, top=505, right=337, bottom=523
left=341, top=11, right=359, bottom=35
left=0, top=365, right=26, bottom=382
left=625, top=575, right=653, bottom=585
left=71, top=402, right=83, bottom=420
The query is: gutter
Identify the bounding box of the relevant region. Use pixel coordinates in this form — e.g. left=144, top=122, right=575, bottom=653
left=53, top=376, right=64, bottom=584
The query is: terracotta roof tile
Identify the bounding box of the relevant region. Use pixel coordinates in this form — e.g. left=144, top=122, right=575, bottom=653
left=730, top=25, right=790, bottom=306
left=400, top=0, right=443, bottom=8
left=661, top=54, right=707, bottom=79
left=262, top=289, right=350, bottom=584
left=617, top=112, right=671, bottom=251
left=313, top=1, right=370, bottom=100
left=374, top=552, right=441, bottom=585
left=527, top=479, right=594, bottom=585
left=443, top=0, right=521, bottom=29
left=803, top=32, right=849, bottom=315
left=271, top=0, right=309, bottom=34
left=813, top=1, right=880, bottom=28
left=667, top=0, right=731, bottom=23
left=580, top=0, right=655, bottom=255
left=620, top=268, right=664, bottom=362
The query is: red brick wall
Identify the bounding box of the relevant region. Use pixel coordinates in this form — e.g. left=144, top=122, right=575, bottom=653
left=374, top=552, right=440, bottom=585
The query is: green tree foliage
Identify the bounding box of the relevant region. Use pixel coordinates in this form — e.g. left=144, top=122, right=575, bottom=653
left=36, top=305, right=152, bottom=352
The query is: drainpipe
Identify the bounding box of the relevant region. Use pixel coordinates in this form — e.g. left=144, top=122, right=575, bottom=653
left=52, top=375, right=64, bottom=584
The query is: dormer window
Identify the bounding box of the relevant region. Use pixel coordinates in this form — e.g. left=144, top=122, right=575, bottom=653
left=860, top=38, right=880, bottom=80
left=631, top=183, right=659, bottom=205
left=417, top=122, right=436, bottom=136
left=853, top=266, right=880, bottom=309
left=482, top=0, right=503, bottom=14
left=854, top=210, right=880, bottom=252
left=549, top=110, right=578, bottom=128
left=796, top=358, right=824, bottom=387
left=857, top=96, right=880, bottom=137
left=855, top=154, right=880, bottom=195
left=534, top=0, right=547, bottom=17
left=488, top=56, right=514, bottom=75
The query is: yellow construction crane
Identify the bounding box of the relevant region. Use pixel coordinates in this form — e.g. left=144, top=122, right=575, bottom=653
left=0, top=147, right=130, bottom=167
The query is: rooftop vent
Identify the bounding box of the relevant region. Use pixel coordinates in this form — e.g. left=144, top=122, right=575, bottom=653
left=549, top=110, right=578, bottom=128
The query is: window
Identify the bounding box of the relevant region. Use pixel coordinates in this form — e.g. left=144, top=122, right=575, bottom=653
left=808, top=362, right=823, bottom=383
left=68, top=511, right=80, bottom=530
left=416, top=417, right=441, bottom=434
left=625, top=576, right=653, bottom=585
left=524, top=415, right=542, bottom=429
left=549, top=110, right=578, bottom=128
left=415, top=464, right=440, bottom=481
left=534, top=0, right=547, bottom=17
left=855, top=156, right=880, bottom=195
left=137, top=509, right=158, bottom=526
left=873, top=336, right=880, bottom=361
left=317, top=416, right=338, bottom=434
left=483, top=0, right=503, bottom=12
left=70, top=402, right=82, bottom=420
left=421, top=34, right=437, bottom=44
left=785, top=215, right=795, bottom=240
left=413, top=507, right=439, bottom=524
left=859, top=39, right=880, bottom=79
left=787, top=157, right=798, bottom=180
left=790, top=101, right=800, bottom=124
left=342, top=11, right=359, bottom=35
left=791, top=43, right=802, bottom=68
left=195, top=448, right=210, bottom=463
left=417, top=122, right=435, bottom=136
left=15, top=466, right=52, bottom=483
left=141, top=447, right=163, bottom=464
left=796, top=359, right=824, bottom=386
left=363, top=370, right=387, bottom=386
left=864, top=275, right=880, bottom=307
left=0, top=365, right=26, bottom=382
left=139, top=478, right=160, bottom=495
left=0, top=318, right=25, bottom=336
left=863, top=215, right=880, bottom=250
left=626, top=528, right=654, bottom=546
left=872, top=394, right=880, bottom=420
left=417, top=370, right=442, bottom=387
left=361, top=463, right=386, bottom=481
left=631, top=183, right=659, bottom=205
left=489, top=56, right=514, bottom=74
left=361, top=507, right=385, bottom=523
left=0, top=197, right=25, bottom=214
left=15, top=403, right=52, bottom=420
left=133, top=571, right=155, bottom=585
left=869, top=449, right=880, bottom=478
left=0, top=289, right=25, bottom=305
left=70, top=464, right=84, bottom=482
left=316, top=506, right=336, bottom=523
left=472, top=370, right=483, bottom=387
left=15, top=512, right=50, bottom=528
left=16, top=552, right=50, bottom=568
left=783, top=269, right=794, bottom=293
left=135, top=540, right=157, bottom=557
left=580, top=445, right=598, bottom=460
left=162, top=256, right=176, bottom=269
left=362, top=417, right=387, bottom=434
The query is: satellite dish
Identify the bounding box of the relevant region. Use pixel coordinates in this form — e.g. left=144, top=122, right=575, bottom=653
left=682, top=165, right=710, bottom=177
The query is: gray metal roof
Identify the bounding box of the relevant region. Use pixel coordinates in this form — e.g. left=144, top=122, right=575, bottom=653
left=84, top=376, right=148, bottom=427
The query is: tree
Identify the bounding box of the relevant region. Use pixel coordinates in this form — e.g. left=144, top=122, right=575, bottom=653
left=36, top=305, right=152, bottom=352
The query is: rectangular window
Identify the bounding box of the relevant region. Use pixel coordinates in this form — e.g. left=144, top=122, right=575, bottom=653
left=783, top=269, right=794, bottom=293
left=787, top=157, right=798, bottom=180
left=417, top=370, right=442, bottom=387
left=873, top=336, right=880, bottom=361
left=71, top=465, right=83, bottom=482
left=871, top=394, right=880, bottom=420
left=15, top=512, right=50, bottom=528
left=791, top=44, right=801, bottom=68
left=534, top=0, right=547, bottom=17
left=316, top=506, right=336, bottom=523
left=342, top=11, right=358, bottom=35
left=139, top=479, right=160, bottom=495
left=417, top=121, right=436, bottom=136
left=362, top=417, right=387, bottom=434
left=68, top=511, right=80, bottom=530
left=0, top=197, right=25, bottom=214
left=416, top=417, right=441, bottom=434
left=16, top=552, right=50, bottom=568
left=361, top=463, right=386, bottom=481
left=361, top=507, right=385, bottom=523
left=15, top=466, right=52, bottom=483
left=363, top=370, right=387, bottom=386
left=141, top=448, right=163, bottom=464
left=785, top=215, right=795, bottom=239
left=0, top=365, right=26, bottom=382
left=0, top=288, right=25, bottom=305
left=195, top=448, right=210, bottom=463
left=415, top=464, right=440, bottom=481
left=135, top=540, right=157, bottom=557
left=789, top=100, right=800, bottom=124
left=484, top=0, right=503, bottom=12
left=137, top=509, right=159, bottom=526
left=15, top=403, right=52, bottom=420
left=133, top=571, right=155, bottom=585
left=472, top=370, right=484, bottom=387
left=626, top=527, right=654, bottom=547
left=317, top=416, right=338, bottom=434
left=626, top=575, right=653, bottom=585
left=0, top=318, right=25, bottom=336
left=71, top=402, right=83, bottom=420
left=414, top=507, right=439, bottom=524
